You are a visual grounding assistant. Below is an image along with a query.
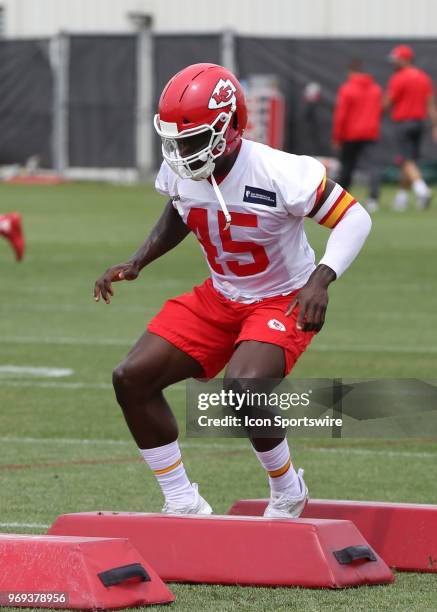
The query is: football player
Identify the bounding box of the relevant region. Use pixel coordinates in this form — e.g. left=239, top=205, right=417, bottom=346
left=94, top=64, right=371, bottom=517
left=0, top=213, right=25, bottom=261
left=384, top=45, right=437, bottom=211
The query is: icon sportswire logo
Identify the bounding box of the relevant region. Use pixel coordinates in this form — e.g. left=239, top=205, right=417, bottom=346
left=208, top=79, right=237, bottom=109
left=268, top=319, right=286, bottom=332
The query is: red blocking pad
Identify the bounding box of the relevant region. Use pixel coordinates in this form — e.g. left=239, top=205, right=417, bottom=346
left=228, top=499, right=437, bottom=573
left=48, top=512, right=394, bottom=588
left=0, top=534, right=174, bottom=609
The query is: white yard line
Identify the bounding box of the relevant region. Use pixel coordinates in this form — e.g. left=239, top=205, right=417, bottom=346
left=0, top=304, right=156, bottom=314
left=0, top=366, right=73, bottom=378
left=2, top=335, right=437, bottom=353
left=0, top=380, right=112, bottom=390
left=0, top=380, right=185, bottom=390
left=0, top=436, right=131, bottom=445
left=3, top=305, right=437, bottom=319
left=0, top=436, right=435, bottom=458
left=1, top=336, right=131, bottom=347
left=309, top=447, right=437, bottom=459
left=314, top=344, right=437, bottom=354
left=0, top=522, right=50, bottom=529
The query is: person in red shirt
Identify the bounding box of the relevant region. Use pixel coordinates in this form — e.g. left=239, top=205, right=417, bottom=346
left=385, top=45, right=437, bottom=210
left=333, top=59, right=382, bottom=213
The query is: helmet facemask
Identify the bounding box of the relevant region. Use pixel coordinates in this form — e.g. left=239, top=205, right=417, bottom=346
left=154, top=108, right=235, bottom=180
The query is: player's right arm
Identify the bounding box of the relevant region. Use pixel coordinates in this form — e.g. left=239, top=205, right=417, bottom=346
left=94, top=199, right=190, bottom=304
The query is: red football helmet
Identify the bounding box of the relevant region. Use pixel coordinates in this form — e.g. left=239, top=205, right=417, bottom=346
left=154, top=63, right=248, bottom=180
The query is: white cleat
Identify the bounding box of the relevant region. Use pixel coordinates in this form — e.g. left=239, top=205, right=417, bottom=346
left=416, top=191, right=432, bottom=210
left=365, top=199, right=379, bottom=214
left=392, top=196, right=408, bottom=212
left=392, top=199, right=408, bottom=212
left=263, top=468, right=308, bottom=519
left=161, top=483, right=213, bottom=515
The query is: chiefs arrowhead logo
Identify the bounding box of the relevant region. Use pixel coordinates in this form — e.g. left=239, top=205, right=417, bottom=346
left=208, top=79, right=237, bottom=110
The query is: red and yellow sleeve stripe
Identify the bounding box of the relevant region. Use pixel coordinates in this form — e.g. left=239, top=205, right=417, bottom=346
left=308, top=179, right=357, bottom=228
left=314, top=172, right=327, bottom=207
left=319, top=189, right=356, bottom=228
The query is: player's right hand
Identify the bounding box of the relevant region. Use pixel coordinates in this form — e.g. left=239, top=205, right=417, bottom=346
left=93, top=261, right=140, bottom=304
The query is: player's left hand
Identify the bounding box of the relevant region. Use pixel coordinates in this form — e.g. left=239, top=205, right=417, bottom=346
left=285, top=265, right=336, bottom=332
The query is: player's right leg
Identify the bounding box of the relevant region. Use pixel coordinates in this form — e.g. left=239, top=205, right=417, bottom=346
left=112, top=330, right=212, bottom=514
left=393, top=121, right=431, bottom=210
left=113, top=279, right=237, bottom=514
left=113, top=330, right=203, bottom=447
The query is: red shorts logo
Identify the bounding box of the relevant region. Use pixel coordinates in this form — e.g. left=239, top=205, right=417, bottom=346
left=268, top=319, right=286, bottom=332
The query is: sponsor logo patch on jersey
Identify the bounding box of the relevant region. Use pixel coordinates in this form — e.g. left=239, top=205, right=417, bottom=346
left=267, top=319, right=286, bottom=332
left=243, top=186, right=277, bottom=207
left=208, top=79, right=237, bottom=110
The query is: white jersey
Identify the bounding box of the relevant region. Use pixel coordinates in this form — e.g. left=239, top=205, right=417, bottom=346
left=155, top=139, right=326, bottom=302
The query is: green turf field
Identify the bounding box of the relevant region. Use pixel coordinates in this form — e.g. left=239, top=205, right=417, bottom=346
left=1, top=181, right=436, bottom=611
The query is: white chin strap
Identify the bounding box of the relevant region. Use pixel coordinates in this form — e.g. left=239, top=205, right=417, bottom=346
left=210, top=173, right=231, bottom=230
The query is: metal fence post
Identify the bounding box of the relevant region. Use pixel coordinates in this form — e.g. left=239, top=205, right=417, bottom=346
left=50, top=31, right=69, bottom=175
left=131, top=13, right=154, bottom=182
left=221, top=29, right=237, bottom=75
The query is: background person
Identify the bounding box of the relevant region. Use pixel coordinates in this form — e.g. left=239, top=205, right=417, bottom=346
left=332, top=59, right=383, bottom=213
left=0, top=212, right=25, bottom=261
left=385, top=44, right=437, bottom=211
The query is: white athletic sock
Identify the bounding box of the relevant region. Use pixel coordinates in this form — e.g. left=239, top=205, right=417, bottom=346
left=412, top=179, right=430, bottom=198
left=392, top=189, right=409, bottom=212
left=139, top=440, right=195, bottom=506
left=253, top=439, right=300, bottom=496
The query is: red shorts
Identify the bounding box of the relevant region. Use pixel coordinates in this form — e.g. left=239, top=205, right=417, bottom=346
left=148, top=278, right=315, bottom=378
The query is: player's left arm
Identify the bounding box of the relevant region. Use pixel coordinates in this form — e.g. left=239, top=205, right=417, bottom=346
left=287, top=178, right=372, bottom=331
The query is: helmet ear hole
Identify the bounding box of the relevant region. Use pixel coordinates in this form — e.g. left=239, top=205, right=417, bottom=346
left=232, top=112, right=238, bottom=130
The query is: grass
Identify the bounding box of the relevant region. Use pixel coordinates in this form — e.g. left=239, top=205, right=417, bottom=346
left=0, top=181, right=436, bottom=610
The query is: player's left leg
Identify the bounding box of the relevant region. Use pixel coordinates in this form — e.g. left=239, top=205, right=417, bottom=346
left=121, top=278, right=238, bottom=514
left=224, top=340, right=285, bottom=449
left=338, top=141, right=362, bottom=192
left=224, top=340, right=308, bottom=518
